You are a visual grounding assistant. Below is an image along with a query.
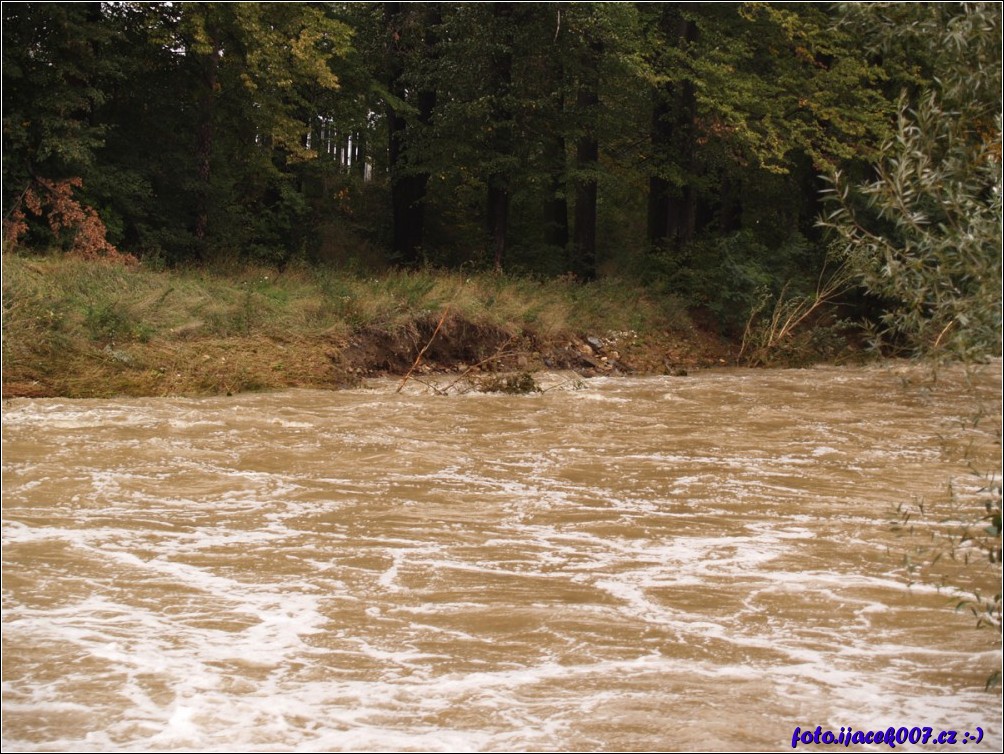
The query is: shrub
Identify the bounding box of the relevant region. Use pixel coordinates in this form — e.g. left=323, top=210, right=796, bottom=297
left=5, top=177, right=137, bottom=265
left=821, top=3, right=1002, bottom=359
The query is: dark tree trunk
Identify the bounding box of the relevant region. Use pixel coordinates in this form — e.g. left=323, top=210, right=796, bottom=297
left=646, top=94, right=672, bottom=247
left=352, top=131, right=366, bottom=179
left=544, top=160, right=569, bottom=251
left=487, top=182, right=509, bottom=271
left=719, top=174, right=741, bottom=234
left=572, top=37, right=602, bottom=281
left=385, top=3, right=410, bottom=262
left=385, top=3, right=438, bottom=266
left=486, top=2, right=515, bottom=271
left=647, top=12, right=698, bottom=252
left=572, top=132, right=598, bottom=280
left=543, top=54, right=569, bottom=253
left=194, top=45, right=218, bottom=245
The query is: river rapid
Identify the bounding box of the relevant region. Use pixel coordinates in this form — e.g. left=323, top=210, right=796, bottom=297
left=3, top=363, right=1001, bottom=751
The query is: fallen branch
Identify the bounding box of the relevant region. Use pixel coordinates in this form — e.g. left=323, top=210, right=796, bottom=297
left=396, top=306, right=450, bottom=393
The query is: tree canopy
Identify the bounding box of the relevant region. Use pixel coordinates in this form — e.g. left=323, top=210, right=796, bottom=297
left=3, top=2, right=1001, bottom=350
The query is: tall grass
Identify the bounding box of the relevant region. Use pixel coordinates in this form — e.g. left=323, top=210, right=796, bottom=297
left=2, top=254, right=694, bottom=396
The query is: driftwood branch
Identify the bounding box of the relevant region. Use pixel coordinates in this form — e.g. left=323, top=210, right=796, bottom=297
left=396, top=306, right=450, bottom=393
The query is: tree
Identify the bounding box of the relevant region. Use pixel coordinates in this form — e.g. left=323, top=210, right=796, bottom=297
left=485, top=2, right=516, bottom=271
left=174, top=3, right=350, bottom=261
left=821, top=2, right=1003, bottom=357
left=3, top=3, right=354, bottom=264
left=2, top=3, right=112, bottom=191
left=2, top=2, right=123, bottom=257
left=639, top=3, right=892, bottom=252
left=383, top=2, right=441, bottom=266
left=6, top=0, right=958, bottom=296
left=645, top=4, right=697, bottom=251
left=570, top=21, right=603, bottom=280
left=563, top=2, right=638, bottom=279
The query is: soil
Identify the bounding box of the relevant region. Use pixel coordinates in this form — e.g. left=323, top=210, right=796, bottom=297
left=330, top=314, right=733, bottom=385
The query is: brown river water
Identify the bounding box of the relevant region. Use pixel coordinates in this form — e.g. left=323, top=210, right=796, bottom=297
left=3, top=363, right=1001, bottom=751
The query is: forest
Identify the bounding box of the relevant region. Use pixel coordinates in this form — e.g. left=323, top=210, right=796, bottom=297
left=2, top=1, right=1001, bottom=367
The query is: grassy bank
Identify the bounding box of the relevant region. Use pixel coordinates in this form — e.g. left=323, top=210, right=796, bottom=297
left=2, top=255, right=731, bottom=398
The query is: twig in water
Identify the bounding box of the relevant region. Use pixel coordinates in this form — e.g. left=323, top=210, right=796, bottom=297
left=438, top=334, right=519, bottom=394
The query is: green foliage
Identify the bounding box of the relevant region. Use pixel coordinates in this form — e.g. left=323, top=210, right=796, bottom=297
left=3, top=2, right=355, bottom=264
left=821, top=2, right=1003, bottom=359
left=1, top=4, right=132, bottom=258
left=2, top=3, right=119, bottom=188
left=5, top=0, right=972, bottom=346
left=642, top=230, right=820, bottom=334
left=637, top=3, right=891, bottom=255
left=646, top=3, right=890, bottom=173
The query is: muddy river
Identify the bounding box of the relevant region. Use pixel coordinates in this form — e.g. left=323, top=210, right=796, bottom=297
left=3, top=363, right=1001, bottom=751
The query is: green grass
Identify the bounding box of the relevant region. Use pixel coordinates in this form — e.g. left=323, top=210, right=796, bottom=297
left=5, top=256, right=689, bottom=340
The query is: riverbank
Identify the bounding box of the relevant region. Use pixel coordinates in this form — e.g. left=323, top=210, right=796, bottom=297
left=3, top=254, right=831, bottom=398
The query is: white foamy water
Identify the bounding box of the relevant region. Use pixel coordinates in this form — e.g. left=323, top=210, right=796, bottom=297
left=3, top=364, right=1001, bottom=751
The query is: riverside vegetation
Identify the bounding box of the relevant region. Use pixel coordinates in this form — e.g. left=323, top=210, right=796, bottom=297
left=4, top=3, right=999, bottom=380
left=2, top=253, right=735, bottom=398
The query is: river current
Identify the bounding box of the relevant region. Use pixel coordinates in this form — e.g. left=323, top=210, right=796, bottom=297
left=3, top=363, right=1001, bottom=751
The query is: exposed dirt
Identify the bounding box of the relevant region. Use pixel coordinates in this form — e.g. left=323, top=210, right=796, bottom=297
left=331, top=314, right=732, bottom=384
left=2, top=314, right=734, bottom=398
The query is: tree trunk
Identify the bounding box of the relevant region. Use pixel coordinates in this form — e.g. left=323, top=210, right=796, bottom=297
left=544, top=168, right=569, bottom=251
left=647, top=93, right=672, bottom=248
left=352, top=130, right=367, bottom=179
left=194, top=45, right=218, bottom=245
left=719, top=174, right=741, bottom=234
left=543, top=53, right=569, bottom=254
left=385, top=3, right=438, bottom=266
left=486, top=2, right=515, bottom=271
left=647, top=12, right=698, bottom=252
left=485, top=183, right=507, bottom=271
left=572, top=37, right=602, bottom=281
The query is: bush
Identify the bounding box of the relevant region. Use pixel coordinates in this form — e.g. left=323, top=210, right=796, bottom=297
left=821, top=3, right=1003, bottom=359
